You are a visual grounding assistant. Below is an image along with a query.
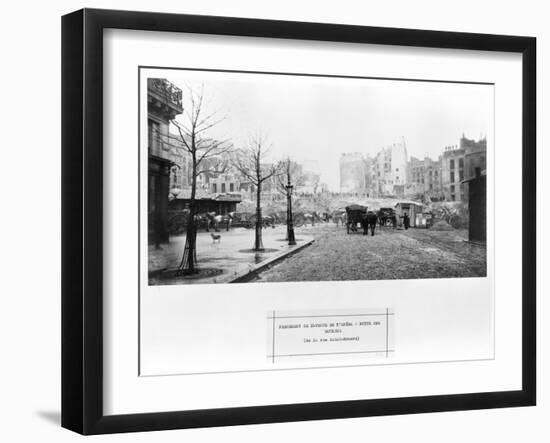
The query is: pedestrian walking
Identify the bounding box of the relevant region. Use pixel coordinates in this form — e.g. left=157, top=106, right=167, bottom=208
left=403, top=213, right=410, bottom=230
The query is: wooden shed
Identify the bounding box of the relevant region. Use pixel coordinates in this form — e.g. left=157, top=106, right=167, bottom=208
left=394, top=201, right=424, bottom=228
left=464, top=170, right=486, bottom=242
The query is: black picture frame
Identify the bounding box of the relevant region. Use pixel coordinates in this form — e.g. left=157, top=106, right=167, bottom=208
left=62, top=8, right=536, bottom=435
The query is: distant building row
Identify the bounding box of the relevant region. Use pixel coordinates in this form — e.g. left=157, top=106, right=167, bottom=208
left=339, top=135, right=486, bottom=202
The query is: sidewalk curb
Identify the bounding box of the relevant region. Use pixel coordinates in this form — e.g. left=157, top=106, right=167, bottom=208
left=229, top=239, right=315, bottom=283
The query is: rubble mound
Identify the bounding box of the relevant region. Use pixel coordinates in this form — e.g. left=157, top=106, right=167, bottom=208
left=430, top=220, right=454, bottom=231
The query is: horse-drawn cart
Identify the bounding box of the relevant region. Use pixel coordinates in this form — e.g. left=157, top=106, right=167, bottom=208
left=345, top=204, right=368, bottom=234
left=378, top=207, right=397, bottom=227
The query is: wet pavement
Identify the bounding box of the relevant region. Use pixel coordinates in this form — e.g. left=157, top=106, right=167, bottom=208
left=252, top=224, right=487, bottom=282
left=149, top=223, right=487, bottom=284
left=148, top=225, right=314, bottom=285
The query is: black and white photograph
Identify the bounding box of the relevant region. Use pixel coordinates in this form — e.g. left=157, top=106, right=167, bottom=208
left=146, top=69, right=490, bottom=286
left=138, top=64, right=495, bottom=378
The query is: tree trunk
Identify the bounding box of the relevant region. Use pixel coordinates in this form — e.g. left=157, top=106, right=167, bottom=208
left=179, top=158, right=199, bottom=274
left=254, top=183, right=264, bottom=251
left=179, top=201, right=198, bottom=274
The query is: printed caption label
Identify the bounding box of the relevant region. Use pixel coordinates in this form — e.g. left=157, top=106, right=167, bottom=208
left=267, top=309, right=394, bottom=363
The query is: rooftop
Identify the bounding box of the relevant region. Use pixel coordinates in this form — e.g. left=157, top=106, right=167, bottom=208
left=173, top=189, right=242, bottom=202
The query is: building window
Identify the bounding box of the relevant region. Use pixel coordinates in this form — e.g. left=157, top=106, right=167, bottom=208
left=459, top=170, right=464, bottom=181
left=212, top=183, right=217, bottom=193
left=451, top=194, right=455, bottom=201
left=450, top=159, right=455, bottom=169
left=148, top=119, right=160, bottom=150
left=450, top=171, right=455, bottom=183
left=459, top=158, right=464, bottom=169
left=230, top=183, right=234, bottom=192
left=450, top=185, right=455, bottom=193
left=396, top=176, right=399, bottom=181
left=396, top=168, right=399, bottom=172
left=221, top=183, right=226, bottom=193
left=172, top=169, right=178, bottom=186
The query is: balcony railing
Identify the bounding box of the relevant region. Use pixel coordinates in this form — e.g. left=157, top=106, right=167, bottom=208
left=148, top=78, right=183, bottom=109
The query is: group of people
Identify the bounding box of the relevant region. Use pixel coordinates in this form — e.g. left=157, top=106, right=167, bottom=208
left=359, top=211, right=410, bottom=236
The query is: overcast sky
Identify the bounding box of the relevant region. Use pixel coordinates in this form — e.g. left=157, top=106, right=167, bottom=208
left=157, top=69, right=493, bottom=191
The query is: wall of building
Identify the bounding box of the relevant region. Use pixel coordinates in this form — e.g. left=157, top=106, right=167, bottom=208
left=210, top=173, right=240, bottom=194
left=441, top=136, right=487, bottom=202
left=339, top=135, right=485, bottom=201
left=408, top=155, right=443, bottom=200
left=371, top=140, right=408, bottom=196
left=339, top=152, right=366, bottom=192
left=147, top=78, right=184, bottom=244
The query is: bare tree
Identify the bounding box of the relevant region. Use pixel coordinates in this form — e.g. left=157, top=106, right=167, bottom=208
left=233, top=134, right=282, bottom=251
left=276, top=158, right=305, bottom=195
left=170, top=84, right=232, bottom=274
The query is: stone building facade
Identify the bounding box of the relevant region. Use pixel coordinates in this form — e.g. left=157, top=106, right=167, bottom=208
left=338, top=135, right=485, bottom=202
left=147, top=78, right=183, bottom=244
left=298, top=160, right=323, bottom=195
left=463, top=136, right=487, bottom=182
left=441, top=144, right=465, bottom=202
left=407, top=155, right=443, bottom=200
left=371, top=140, right=408, bottom=197
left=209, top=173, right=240, bottom=194
left=441, top=135, right=487, bottom=202
left=339, top=152, right=366, bottom=193
left=163, top=133, right=191, bottom=196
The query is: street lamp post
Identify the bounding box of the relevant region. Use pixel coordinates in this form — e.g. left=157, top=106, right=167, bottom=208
left=286, top=180, right=296, bottom=246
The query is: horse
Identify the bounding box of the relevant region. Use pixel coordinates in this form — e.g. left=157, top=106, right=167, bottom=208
left=222, top=213, right=234, bottom=231
left=293, top=212, right=316, bottom=227
left=331, top=210, right=347, bottom=227
left=212, top=214, right=223, bottom=232
left=303, top=213, right=316, bottom=227
left=262, top=215, right=276, bottom=228
left=321, top=212, right=332, bottom=223
left=194, top=213, right=210, bottom=231
left=362, top=212, right=378, bottom=236
left=209, top=213, right=234, bottom=232
left=248, top=213, right=275, bottom=229
left=201, top=212, right=217, bottom=232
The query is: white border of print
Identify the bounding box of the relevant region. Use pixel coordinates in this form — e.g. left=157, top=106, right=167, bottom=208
left=137, top=67, right=494, bottom=376
left=103, top=29, right=521, bottom=415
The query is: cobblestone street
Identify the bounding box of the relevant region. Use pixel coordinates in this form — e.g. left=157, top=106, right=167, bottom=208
left=253, top=225, right=487, bottom=282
